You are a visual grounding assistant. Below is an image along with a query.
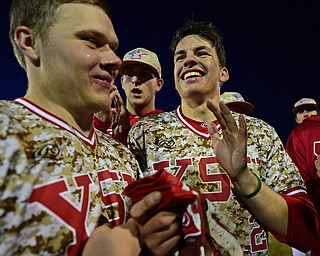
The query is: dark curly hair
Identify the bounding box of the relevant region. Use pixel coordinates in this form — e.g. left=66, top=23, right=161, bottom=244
left=170, top=20, right=226, bottom=67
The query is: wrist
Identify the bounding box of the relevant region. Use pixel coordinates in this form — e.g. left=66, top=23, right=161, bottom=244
left=233, top=172, right=262, bottom=199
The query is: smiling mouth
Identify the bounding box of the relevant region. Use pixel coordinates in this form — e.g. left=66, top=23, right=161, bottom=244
left=183, top=71, right=203, bottom=80
left=93, top=76, right=112, bottom=87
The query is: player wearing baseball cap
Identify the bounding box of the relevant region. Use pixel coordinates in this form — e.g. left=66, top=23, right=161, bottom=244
left=220, top=91, right=255, bottom=114
left=93, top=47, right=164, bottom=144
left=292, top=97, right=319, bottom=124
left=287, top=98, right=320, bottom=255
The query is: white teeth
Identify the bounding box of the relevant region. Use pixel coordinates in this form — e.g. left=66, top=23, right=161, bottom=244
left=184, top=71, right=201, bottom=80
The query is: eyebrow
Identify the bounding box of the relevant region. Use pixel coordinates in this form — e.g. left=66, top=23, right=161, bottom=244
left=75, top=30, right=105, bottom=39
left=75, top=30, right=118, bottom=50
left=174, top=45, right=211, bottom=56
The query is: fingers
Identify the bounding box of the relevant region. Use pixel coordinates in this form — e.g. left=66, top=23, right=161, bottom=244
left=238, top=113, right=247, bottom=136
left=113, top=92, right=123, bottom=108
left=206, top=99, right=221, bottom=119
left=130, top=191, right=162, bottom=220
left=109, top=85, right=118, bottom=101
left=140, top=212, right=181, bottom=256
left=218, top=101, right=239, bottom=132
left=144, top=222, right=180, bottom=256
left=130, top=192, right=181, bottom=255
left=151, top=234, right=180, bottom=256
left=207, top=99, right=246, bottom=134
left=207, top=121, right=220, bottom=150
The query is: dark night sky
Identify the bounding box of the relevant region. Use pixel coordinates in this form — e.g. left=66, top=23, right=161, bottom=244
left=1, top=1, right=319, bottom=143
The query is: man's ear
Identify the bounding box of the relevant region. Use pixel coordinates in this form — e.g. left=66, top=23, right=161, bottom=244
left=219, top=67, right=229, bottom=83
left=155, top=78, right=164, bottom=93
left=14, top=26, right=40, bottom=66
left=121, top=76, right=125, bottom=90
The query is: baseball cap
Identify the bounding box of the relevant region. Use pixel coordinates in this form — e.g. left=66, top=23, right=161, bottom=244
left=220, top=92, right=255, bottom=114
left=119, top=47, right=162, bottom=78
left=292, top=98, right=319, bottom=115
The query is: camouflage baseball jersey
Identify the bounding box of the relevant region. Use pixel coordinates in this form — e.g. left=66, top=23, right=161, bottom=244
left=0, top=98, right=141, bottom=256
left=128, top=106, right=308, bottom=256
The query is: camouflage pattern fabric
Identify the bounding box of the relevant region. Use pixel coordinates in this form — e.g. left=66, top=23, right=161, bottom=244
left=128, top=106, right=306, bottom=256
left=0, top=98, right=141, bottom=255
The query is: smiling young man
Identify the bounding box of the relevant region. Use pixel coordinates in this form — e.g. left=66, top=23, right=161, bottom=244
left=127, top=20, right=319, bottom=255
left=0, top=1, right=180, bottom=255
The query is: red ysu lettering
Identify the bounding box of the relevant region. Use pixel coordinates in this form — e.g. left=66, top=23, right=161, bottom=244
left=29, top=169, right=132, bottom=256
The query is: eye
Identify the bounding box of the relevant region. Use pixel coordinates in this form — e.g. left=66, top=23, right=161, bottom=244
left=197, top=51, right=210, bottom=57
left=86, top=38, right=101, bottom=48
left=125, top=71, right=135, bottom=77
left=139, top=72, right=154, bottom=80
left=174, top=54, right=185, bottom=63
left=79, top=35, right=103, bottom=49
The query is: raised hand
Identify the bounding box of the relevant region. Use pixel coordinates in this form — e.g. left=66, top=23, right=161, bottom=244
left=111, top=87, right=130, bottom=136
left=206, top=99, right=247, bottom=181
left=94, top=84, right=119, bottom=129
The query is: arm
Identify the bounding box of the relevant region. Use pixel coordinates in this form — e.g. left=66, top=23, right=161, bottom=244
left=206, top=99, right=318, bottom=250
left=82, top=192, right=180, bottom=256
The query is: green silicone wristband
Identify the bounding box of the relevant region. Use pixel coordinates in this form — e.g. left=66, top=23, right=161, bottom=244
left=234, top=173, right=262, bottom=198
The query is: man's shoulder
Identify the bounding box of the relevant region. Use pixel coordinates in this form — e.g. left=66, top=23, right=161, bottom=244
left=135, top=110, right=176, bottom=124
left=233, top=112, right=275, bottom=131
left=301, top=115, right=320, bottom=124
left=291, top=115, right=320, bottom=134
left=0, top=100, right=22, bottom=123
left=0, top=100, right=16, bottom=111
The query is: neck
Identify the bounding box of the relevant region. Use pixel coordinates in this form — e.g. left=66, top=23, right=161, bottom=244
left=25, top=93, right=93, bottom=136
left=127, top=101, right=156, bottom=116
left=180, top=95, right=221, bottom=122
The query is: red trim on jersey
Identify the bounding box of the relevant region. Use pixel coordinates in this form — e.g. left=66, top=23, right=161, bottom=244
left=176, top=105, right=220, bottom=140
left=15, top=97, right=96, bottom=149
left=274, top=193, right=319, bottom=253
left=129, top=109, right=164, bottom=127
left=93, top=109, right=164, bottom=145
left=282, top=186, right=307, bottom=196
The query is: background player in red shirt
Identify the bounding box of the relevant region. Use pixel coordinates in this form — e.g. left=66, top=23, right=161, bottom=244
left=292, top=97, right=319, bottom=125
left=286, top=98, right=320, bottom=256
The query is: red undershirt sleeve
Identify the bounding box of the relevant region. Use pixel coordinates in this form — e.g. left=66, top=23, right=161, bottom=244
left=270, top=193, right=319, bottom=252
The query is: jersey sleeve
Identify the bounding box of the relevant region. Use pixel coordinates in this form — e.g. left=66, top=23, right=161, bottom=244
left=0, top=102, right=35, bottom=253
left=271, top=193, right=319, bottom=252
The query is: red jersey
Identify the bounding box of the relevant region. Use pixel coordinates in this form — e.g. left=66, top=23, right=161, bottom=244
left=286, top=116, right=320, bottom=212
left=286, top=116, right=320, bottom=255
